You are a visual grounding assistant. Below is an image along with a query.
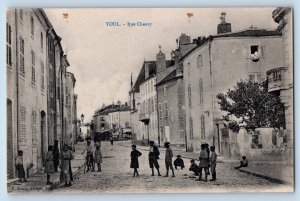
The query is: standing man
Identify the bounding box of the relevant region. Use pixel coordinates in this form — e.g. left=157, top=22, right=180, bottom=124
left=210, top=146, right=217, bottom=181
left=196, top=144, right=209, bottom=181
left=148, top=141, right=161, bottom=176
left=164, top=142, right=175, bottom=177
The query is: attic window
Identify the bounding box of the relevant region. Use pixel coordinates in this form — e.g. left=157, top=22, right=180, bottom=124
left=250, top=45, right=259, bottom=62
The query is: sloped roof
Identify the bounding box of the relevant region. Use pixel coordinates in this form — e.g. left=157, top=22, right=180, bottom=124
left=156, top=68, right=178, bottom=86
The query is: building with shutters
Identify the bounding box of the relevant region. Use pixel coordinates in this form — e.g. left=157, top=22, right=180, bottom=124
left=183, top=13, right=283, bottom=153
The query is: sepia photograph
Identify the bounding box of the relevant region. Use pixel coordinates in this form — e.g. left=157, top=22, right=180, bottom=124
left=6, top=7, right=294, bottom=194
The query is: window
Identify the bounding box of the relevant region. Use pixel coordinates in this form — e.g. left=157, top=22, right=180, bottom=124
left=251, top=45, right=258, bottom=54
left=40, top=32, right=43, bottom=50
left=164, top=101, right=169, bottom=119
left=151, top=98, right=154, bottom=113
left=154, top=95, right=157, bottom=112
left=249, top=73, right=262, bottom=83
left=30, top=16, right=34, bottom=37
left=197, top=54, right=203, bottom=69
left=148, top=99, right=151, bottom=114
left=201, top=115, right=205, bottom=140
left=163, top=85, right=167, bottom=96
left=19, top=37, right=25, bottom=76
left=189, top=117, right=193, bottom=140
left=248, top=45, right=265, bottom=61
left=199, top=79, right=203, bottom=105
left=158, top=103, right=163, bottom=119
left=32, top=111, right=37, bottom=145
left=31, top=50, right=36, bottom=84
left=66, top=86, right=69, bottom=105
left=188, top=84, right=192, bottom=108
left=41, top=62, right=45, bottom=90
left=6, top=23, right=12, bottom=67
left=57, top=76, right=60, bottom=99
left=20, top=106, right=26, bottom=140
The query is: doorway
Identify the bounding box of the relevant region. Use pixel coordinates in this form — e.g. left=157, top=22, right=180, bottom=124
left=7, top=99, right=14, bottom=178
left=40, top=111, right=46, bottom=168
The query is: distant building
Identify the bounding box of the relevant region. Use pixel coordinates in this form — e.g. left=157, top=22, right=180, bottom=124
left=183, top=13, right=283, bottom=155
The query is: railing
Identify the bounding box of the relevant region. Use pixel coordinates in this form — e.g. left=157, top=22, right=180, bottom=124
left=266, top=67, right=288, bottom=92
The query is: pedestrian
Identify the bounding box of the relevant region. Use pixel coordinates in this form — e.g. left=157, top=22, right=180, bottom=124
left=53, top=140, right=60, bottom=172
left=174, top=155, right=185, bottom=169
left=86, top=140, right=94, bottom=172
left=61, top=144, right=74, bottom=187
left=234, top=156, right=249, bottom=169
left=210, top=146, right=217, bottom=181
left=205, top=143, right=210, bottom=175
left=44, top=145, right=55, bottom=185
left=148, top=141, right=161, bottom=176
left=15, top=150, right=28, bottom=182
left=196, top=144, right=209, bottom=181
left=164, top=142, right=175, bottom=177
left=110, top=136, right=114, bottom=146
left=130, top=144, right=142, bottom=177
left=94, top=145, right=103, bottom=172
left=189, top=159, right=200, bottom=176
left=68, top=145, right=74, bottom=181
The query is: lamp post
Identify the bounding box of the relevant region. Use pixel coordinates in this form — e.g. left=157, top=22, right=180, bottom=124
left=81, top=114, right=84, bottom=125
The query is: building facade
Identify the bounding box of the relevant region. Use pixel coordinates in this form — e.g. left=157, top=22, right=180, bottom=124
left=65, top=72, right=76, bottom=146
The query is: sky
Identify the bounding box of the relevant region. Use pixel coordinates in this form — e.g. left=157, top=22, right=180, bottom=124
left=44, top=8, right=278, bottom=122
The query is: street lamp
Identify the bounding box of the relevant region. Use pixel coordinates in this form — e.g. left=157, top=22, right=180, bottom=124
left=81, top=114, right=84, bottom=123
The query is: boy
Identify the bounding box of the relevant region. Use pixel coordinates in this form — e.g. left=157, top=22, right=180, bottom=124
left=174, top=155, right=185, bottom=170
left=148, top=141, right=161, bottom=176
left=234, top=156, right=248, bottom=169
left=189, top=159, right=200, bottom=176
left=196, top=144, right=209, bottom=181
left=210, top=146, right=217, bottom=181
left=130, top=145, right=142, bottom=176
left=94, top=145, right=103, bottom=172
left=15, top=150, right=28, bottom=182
left=164, top=142, right=175, bottom=177
left=86, top=140, right=94, bottom=172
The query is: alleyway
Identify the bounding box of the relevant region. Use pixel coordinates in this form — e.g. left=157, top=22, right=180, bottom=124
left=53, top=141, right=288, bottom=193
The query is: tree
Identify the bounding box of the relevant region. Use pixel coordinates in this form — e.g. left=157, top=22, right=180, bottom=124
left=216, top=79, right=285, bottom=132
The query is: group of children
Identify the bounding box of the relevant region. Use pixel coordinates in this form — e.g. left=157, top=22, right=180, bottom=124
left=85, top=140, right=103, bottom=172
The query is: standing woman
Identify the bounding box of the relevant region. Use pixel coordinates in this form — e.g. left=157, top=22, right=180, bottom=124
left=130, top=145, right=142, bottom=177
left=44, top=145, right=55, bottom=185
left=61, top=144, right=74, bottom=187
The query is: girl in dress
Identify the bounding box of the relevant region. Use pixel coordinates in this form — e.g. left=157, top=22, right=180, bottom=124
left=130, top=145, right=142, bottom=177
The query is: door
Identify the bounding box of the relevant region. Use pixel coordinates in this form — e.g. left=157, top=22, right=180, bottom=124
left=220, top=127, right=230, bottom=157
left=7, top=99, right=14, bottom=178
left=32, top=112, right=38, bottom=173
left=40, top=111, right=46, bottom=169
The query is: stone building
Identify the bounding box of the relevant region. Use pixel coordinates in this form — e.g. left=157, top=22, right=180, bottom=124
left=6, top=9, right=50, bottom=177
left=272, top=7, right=293, bottom=165
left=183, top=14, right=284, bottom=154
left=6, top=9, right=78, bottom=179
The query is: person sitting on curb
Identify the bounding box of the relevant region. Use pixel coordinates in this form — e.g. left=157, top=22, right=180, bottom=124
left=234, top=156, right=249, bottom=169
left=189, top=159, right=200, bottom=176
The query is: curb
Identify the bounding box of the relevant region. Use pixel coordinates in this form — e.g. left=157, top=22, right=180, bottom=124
left=238, top=168, right=286, bottom=184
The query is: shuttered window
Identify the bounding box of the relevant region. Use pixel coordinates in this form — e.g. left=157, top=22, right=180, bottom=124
left=201, top=115, right=205, bottom=140
left=19, top=37, right=25, bottom=76
left=31, top=50, right=36, bottom=84
left=32, top=111, right=37, bottom=145
left=41, top=62, right=45, bottom=90
left=6, top=23, right=12, bottom=66
left=20, top=106, right=27, bottom=142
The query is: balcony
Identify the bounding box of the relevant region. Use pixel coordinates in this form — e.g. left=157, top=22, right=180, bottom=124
left=139, top=113, right=150, bottom=124
left=266, top=67, right=288, bottom=92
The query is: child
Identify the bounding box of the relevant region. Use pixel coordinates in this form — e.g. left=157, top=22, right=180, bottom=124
left=196, top=144, right=209, bottom=181
left=164, top=142, right=175, bottom=177
left=205, top=143, right=211, bottom=175
left=94, top=145, right=103, bottom=172
left=86, top=140, right=94, bottom=172
left=148, top=141, right=161, bottom=176
left=44, top=145, right=55, bottom=185
left=210, top=146, right=217, bottom=181
left=174, top=155, right=185, bottom=169
left=15, top=150, right=28, bottom=182
left=189, top=159, right=200, bottom=176
left=130, top=145, right=142, bottom=177
left=61, top=144, right=74, bottom=187
left=234, top=156, right=249, bottom=169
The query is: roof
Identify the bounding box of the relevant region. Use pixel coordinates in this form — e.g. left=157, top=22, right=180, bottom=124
left=94, top=103, right=130, bottom=116
left=181, top=27, right=282, bottom=61
left=132, top=61, right=157, bottom=93
left=156, top=68, right=178, bottom=86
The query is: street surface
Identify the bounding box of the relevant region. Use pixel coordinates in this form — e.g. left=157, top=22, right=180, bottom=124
left=53, top=141, right=288, bottom=193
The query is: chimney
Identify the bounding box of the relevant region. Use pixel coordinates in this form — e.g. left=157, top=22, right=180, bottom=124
left=156, top=45, right=166, bottom=73
left=217, top=12, right=231, bottom=34
left=145, top=62, right=150, bottom=79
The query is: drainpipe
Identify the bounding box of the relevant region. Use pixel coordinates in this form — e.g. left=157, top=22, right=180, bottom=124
left=155, top=84, right=160, bottom=147
left=209, top=37, right=216, bottom=149
left=15, top=9, right=20, bottom=159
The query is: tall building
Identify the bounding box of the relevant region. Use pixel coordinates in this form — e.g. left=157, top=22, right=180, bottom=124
left=65, top=72, right=76, bottom=146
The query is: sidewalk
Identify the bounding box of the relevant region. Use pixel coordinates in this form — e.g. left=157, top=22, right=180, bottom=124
left=7, top=142, right=86, bottom=194
left=124, top=142, right=293, bottom=185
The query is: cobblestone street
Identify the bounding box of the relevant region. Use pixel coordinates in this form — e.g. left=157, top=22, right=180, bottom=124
left=53, top=141, right=289, bottom=193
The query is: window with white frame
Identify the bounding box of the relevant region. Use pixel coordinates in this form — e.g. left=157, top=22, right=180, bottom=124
left=249, top=73, right=262, bottom=83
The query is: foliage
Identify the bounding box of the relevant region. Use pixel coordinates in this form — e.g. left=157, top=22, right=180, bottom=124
left=216, top=79, right=285, bottom=132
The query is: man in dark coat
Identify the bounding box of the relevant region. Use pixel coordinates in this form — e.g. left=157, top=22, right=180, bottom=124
left=148, top=141, right=161, bottom=176
left=53, top=140, right=60, bottom=172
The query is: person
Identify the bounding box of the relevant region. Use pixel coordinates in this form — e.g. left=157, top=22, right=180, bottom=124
left=44, top=145, right=55, bottom=185
left=148, top=141, right=161, bottom=176
left=15, top=150, right=28, bottom=182
left=130, top=144, right=142, bottom=177
left=164, top=142, right=175, bottom=177
left=210, top=146, right=217, bottom=181
left=94, top=145, right=103, bottom=172
left=196, top=144, right=209, bottom=181
left=205, top=143, right=210, bottom=175
left=110, top=136, right=114, bottom=146
left=53, top=140, right=60, bottom=172
left=61, top=144, right=74, bottom=187
left=189, top=159, right=200, bottom=176
left=234, top=156, right=249, bottom=169
left=86, top=140, right=94, bottom=172
left=174, top=155, right=185, bottom=170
